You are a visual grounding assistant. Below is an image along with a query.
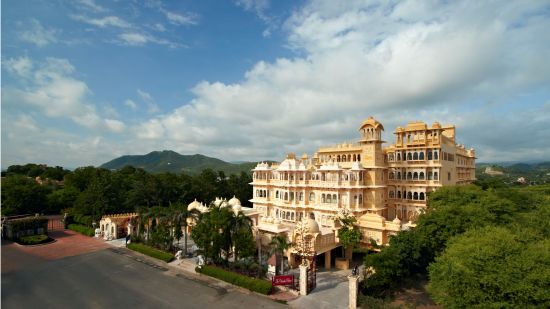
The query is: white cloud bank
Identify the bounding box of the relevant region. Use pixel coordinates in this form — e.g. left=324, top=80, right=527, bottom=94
left=132, top=0, right=550, bottom=163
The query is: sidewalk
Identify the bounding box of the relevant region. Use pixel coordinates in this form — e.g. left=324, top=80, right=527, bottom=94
left=104, top=241, right=298, bottom=304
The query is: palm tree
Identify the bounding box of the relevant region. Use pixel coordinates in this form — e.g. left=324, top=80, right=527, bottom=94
left=171, top=202, right=200, bottom=257
left=269, top=234, right=292, bottom=275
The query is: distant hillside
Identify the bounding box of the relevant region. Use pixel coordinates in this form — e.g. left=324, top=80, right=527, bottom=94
left=476, top=161, right=550, bottom=185
left=100, top=150, right=258, bottom=175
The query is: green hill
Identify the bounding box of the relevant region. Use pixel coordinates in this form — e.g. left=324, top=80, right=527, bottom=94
left=100, top=150, right=258, bottom=175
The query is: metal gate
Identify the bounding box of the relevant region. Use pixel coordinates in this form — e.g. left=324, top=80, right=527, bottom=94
left=45, top=215, right=64, bottom=231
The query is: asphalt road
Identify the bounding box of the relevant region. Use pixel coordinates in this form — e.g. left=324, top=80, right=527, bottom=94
left=2, top=245, right=285, bottom=309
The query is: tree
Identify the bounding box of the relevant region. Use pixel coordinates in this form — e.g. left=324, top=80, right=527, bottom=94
left=170, top=202, right=200, bottom=256
left=338, top=209, right=361, bottom=259
left=269, top=235, right=292, bottom=275
left=1, top=175, right=51, bottom=216
left=428, top=226, right=550, bottom=308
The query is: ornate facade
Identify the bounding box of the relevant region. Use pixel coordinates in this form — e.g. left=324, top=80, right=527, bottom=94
left=250, top=117, right=475, bottom=266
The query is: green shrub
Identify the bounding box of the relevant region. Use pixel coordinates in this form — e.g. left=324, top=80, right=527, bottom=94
left=127, top=243, right=174, bottom=262
left=196, top=265, right=272, bottom=295
left=67, top=224, right=94, bottom=236
left=18, top=234, right=52, bottom=245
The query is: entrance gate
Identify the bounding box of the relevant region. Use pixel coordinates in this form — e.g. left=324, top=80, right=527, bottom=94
left=45, top=215, right=64, bottom=231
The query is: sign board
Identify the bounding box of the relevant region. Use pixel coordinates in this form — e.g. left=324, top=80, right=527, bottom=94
left=272, top=275, right=294, bottom=286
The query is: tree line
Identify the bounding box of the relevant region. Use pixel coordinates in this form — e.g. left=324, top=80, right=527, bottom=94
left=1, top=164, right=252, bottom=222
left=362, top=182, right=550, bottom=308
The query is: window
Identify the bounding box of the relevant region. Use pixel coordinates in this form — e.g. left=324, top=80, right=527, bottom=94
left=448, top=172, right=451, bottom=181
left=428, top=151, right=433, bottom=160
left=397, top=153, right=401, bottom=161
left=413, top=192, right=418, bottom=200
left=309, top=192, right=315, bottom=202
left=389, top=191, right=395, bottom=198
left=322, top=194, right=326, bottom=203
left=419, top=172, right=425, bottom=180
left=434, top=172, right=439, bottom=180
left=398, top=191, right=402, bottom=198
left=420, top=192, right=425, bottom=200
left=413, top=152, right=418, bottom=160
left=419, top=152, right=425, bottom=160
left=326, top=194, right=332, bottom=203
left=333, top=194, right=337, bottom=204
left=358, top=194, right=363, bottom=204
left=434, top=151, right=439, bottom=160
left=413, top=172, right=418, bottom=180
left=407, top=153, right=412, bottom=160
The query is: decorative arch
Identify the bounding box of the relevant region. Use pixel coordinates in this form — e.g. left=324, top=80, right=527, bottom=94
left=413, top=152, right=419, bottom=160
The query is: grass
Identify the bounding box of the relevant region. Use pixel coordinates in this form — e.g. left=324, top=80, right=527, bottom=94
left=127, top=243, right=174, bottom=262
left=67, top=224, right=95, bottom=236
left=196, top=265, right=272, bottom=295
left=17, top=234, right=53, bottom=245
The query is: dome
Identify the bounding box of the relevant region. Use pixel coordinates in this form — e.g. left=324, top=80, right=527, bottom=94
left=187, top=199, right=201, bottom=211
left=232, top=204, right=242, bottom=213
left=306, top=218, right=320, bottom=233
left=228, top=196, right=241, bottom=207
left=359, top=116, right=384, bottom=131
left=214, top=197, right=222, bottom=207
left=392, top=217, right=402, bottom=224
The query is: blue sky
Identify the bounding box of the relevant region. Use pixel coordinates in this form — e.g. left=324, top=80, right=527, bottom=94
left=2, top=0, right=550, bottom=168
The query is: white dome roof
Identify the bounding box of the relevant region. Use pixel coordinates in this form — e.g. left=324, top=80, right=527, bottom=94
left=228, top=196, right=241, bottom=206
left=306, top=218, right=320, bottom=233
left=187, top=199, right=201, bottom=211
left=232, top=204, right=242, bottom=214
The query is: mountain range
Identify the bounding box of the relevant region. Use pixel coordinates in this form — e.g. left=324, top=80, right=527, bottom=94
left=100, top=150, right=260, bottom=175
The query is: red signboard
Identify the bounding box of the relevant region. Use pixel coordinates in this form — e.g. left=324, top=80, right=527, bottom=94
left=272, top=275, right=294, bottom=286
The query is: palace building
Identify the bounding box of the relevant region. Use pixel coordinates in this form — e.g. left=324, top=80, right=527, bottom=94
left=249, top=117, right=475, bottom=269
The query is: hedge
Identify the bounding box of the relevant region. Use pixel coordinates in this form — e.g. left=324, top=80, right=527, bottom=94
left=127, top=243, right=174, bottom=263
left=196, top=265, right=272, bottom=295
left=18, top=234, right=53, bottom=245
left=67, top=224, right=95, bottom=236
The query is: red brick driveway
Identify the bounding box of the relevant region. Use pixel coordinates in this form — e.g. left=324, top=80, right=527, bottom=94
left=2, top=230, right=110, bottom=273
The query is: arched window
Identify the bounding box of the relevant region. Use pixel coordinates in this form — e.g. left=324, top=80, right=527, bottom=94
left=407, top=153, right=412, bottom=160
left=333, top=194, right=337, bottom=203
left=419, top=172, right=425, bottom=180
left=256, top=190, right=259, bottom=197
left=348, top=155, right=351, bottom=161
left=286, top=212, right=290, bottom=220
left=434, top=172, right=439, bottom=180
left=434, top=151, right=439, bottom=160
left=389, top=191, right=395, bottom=198
left=403, top=191, right=406, bottom=199
left=419, top=152, right=425, bottom=160
left=413, top=172, right=418, bottom=180
left=358, top=194, right=363, bottom=204
left=407, top=172, right=413, bottom=180
left=413, top=192, right=418, bottom=200
left=397, top=153, right=401, bottom=161
left=291, top=213, right=294, bottom=221
left=397, top=191, right=402, bottom=198
left=276, top=191, right=279, bottom=199
left=407, top=192, right=412, bottom=199
left=353, top=154, right=356, bottom=161
left=357, top=154, right=361, bottom=161
left=397, top=172, right=401, bottom=180
left=389, top=172, right=394, bottom=179
left=337, top=155, right=341, bottom=162
left=321, top=194, right=326, bottom=203
left=428, top=151, right=433, bottom=160
left=284, top=192, right=289, bottom=200
left=420, top=192, right=425, bottom=200
left=326, top=194, right=332, bottom=203
left=428, top=172, right=433, bottom=180
left=309, top=192, right=315, bottom=202
left=354, top=195, right=358, bottom=204
left=413, top=152, right=418, bottom=160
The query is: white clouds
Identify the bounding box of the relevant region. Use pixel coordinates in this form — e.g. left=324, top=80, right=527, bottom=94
left=137, top=89, right=160, bottom=113
left=162, top=9, right=198, bottom=26
left=71, top=15, right=131, bottom=28
left=4, top=56, right=33, bottom=77
left=19, top=19, right=57, bottom=47
left=125, top=99, right=138, bottom=110
left=130, top=0, right=550, bottom=162
left=2, top=57, right=127, bottom=132
left=105, top=119, right=126, bottom=133
left=118, top=32, right=149, bottom=45
left=76, top=0, right=107, bottom=13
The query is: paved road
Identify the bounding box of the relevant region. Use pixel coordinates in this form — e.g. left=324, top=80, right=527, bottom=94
left=2, top=239, right=285, bottom=309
